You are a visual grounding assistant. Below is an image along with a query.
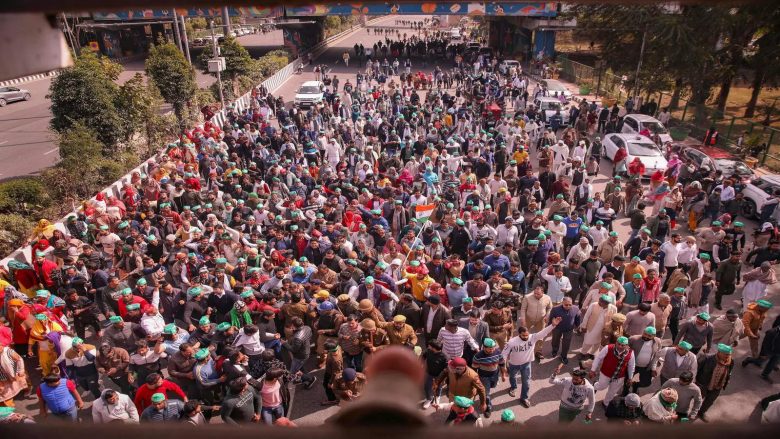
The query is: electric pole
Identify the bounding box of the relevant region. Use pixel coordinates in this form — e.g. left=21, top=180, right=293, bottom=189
left=210, top=20, right=225, bottom=108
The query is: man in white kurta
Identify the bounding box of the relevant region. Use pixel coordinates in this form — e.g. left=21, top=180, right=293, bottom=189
left=579, top=294, right=617, bottom=356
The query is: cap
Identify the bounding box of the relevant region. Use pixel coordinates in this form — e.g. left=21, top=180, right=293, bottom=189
left=216, top=322, right=231, bottom=332
left=392, top=315, right=407, bottom=323
left=193, top=348, right=210, bottom=360
left=616, top=336, right=629, bottom=345
left=717, top=343, right=733, bottom=354
left=126, top=303, right=140, bottom=311
left=342, top=368, right=357, bottom=382
left=644, top=326, right=657, bottom=335
left=136, top=278, right=147, bottom=286
left=483, top=338, right=496, bottom=348
left=611, top=313, right=626, bottom=323
left=624, top=393, right=641, bottom=408
left=678, top=341, right=693, bottom=350
left=600, top=282, right=613, bottom=290
left=318, top=301, right=335, bottom=312
left=163, top=323, right=177, bottom=335
left=454, top=396, right=474, bottom=408
left=501, top=409, right=516, bottom=422
left=71, top=337, right=84, bottom=347
left=151, top=393, right=166, bottom=403
left=757, top=299, right=773, bottom=308
left=632, top=273, right=643, bottom=279
left=109, top=316, right=123, bottom=324
left=699, top=253, right=711, bottom=260
left=199, top=316, right=210, bottom=326
left=697, top=312, right=711, bottom=321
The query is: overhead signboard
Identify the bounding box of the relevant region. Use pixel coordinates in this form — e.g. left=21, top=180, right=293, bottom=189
left=92, top=7, right=282, bottom=20
left=285, top=3, right=558, bottom=17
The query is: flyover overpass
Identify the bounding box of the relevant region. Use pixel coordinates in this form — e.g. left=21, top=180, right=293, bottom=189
left=91, top=3, right=562, bottom=62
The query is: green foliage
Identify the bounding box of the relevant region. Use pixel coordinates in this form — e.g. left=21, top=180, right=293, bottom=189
left=57, top=122, right=104, bottom=163
left=0, top=178, right=50, bottom=215
left=146, top=41, right=197, bottom=127
left=116, top=73, right=164, bottom=143
left=0, top=214, right=33, bottom=258
left=189, top=17, right=208, bottom=30
left=47, top=51, right=124, bottom=147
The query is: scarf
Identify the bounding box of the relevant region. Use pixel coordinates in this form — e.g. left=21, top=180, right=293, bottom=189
left=0, top=347, right=21, bottom=381
left=743, top=267, right=777, bottom=285
left=452, top=406, right=475, bottom=424
left=610, top=346, right=629, bottom=381
left=708, top=357, right=731, bottom=390
left=230, top=308, right=252, bottom=328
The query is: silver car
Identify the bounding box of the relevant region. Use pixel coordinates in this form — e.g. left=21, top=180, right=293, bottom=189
left=0, top=86, right=31, bottom=106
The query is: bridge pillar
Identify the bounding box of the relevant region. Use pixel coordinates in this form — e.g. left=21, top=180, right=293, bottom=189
left=281, top=17, right=325, bottom=58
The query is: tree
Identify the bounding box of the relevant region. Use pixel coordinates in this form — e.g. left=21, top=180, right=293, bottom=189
left=744, top=11, right=780, bottom=118
left=47, top=51, right=124, bottom=147
left=146, top=41, right=197, bottom=129
left=0, top=214, right=33, bottom=258
left=115, top=73, right=172, bottom=155
left=0, top=178, right=50, bottom=216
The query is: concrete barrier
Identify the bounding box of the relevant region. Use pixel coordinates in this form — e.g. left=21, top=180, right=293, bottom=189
left=0, top=17, right=386, bottom=268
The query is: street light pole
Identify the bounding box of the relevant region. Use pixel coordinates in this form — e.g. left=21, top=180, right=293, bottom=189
left=633, top=28, right=647, bottom=101
left=210, top=21, right=225, bottom=109
left=179, top=14, right=191, bottom=64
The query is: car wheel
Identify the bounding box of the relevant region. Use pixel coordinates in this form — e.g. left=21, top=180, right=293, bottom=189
left=23, top=93, right=31, bottom=101
left=0, top=98, right=6, bottom=107
left=742, top=199, right=757, bottom=219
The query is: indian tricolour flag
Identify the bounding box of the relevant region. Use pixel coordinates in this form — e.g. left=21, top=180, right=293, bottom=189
left=415, top=204, right=436, bottom=223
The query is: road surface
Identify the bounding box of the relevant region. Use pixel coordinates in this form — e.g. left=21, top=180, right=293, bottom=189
left=0, top=29, right=282, bottom=181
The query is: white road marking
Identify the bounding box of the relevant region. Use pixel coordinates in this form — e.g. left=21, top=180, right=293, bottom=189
left=43, top=147, right=59, bottom=155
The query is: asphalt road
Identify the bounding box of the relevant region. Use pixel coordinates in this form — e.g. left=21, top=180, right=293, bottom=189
left=0, top=29, right=282, bottom=181
left=7, top=16, right=780, bottom=426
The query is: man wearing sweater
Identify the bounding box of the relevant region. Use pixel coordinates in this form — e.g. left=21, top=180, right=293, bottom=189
left=675, top=312, right=714, bottom=354
left=661, top=372, right=702, bottom=420
left=548, top=298, right=581, bottom=364
left=590, top=337, right=636, bottom=407
left=549, top=366, right=595, bottom=422
left=501, top=316, right=561, bottom=407
left=623, top=303, right=656, bottom=337
left=656, top=341, right=698, bottom=384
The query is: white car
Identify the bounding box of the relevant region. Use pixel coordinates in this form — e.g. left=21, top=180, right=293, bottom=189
left=602, top=133, right=668, bottom=178
left=534, top=97, right=570, bottom=126
left=498, top=59, right=521, bottom=76
left=741, top=174, right=780, bottom=219
left=294, top=81, right=324, bottom=108
left=540, top=79, right=573, bottom=102
left=450, top=28, right=461, bottom=40
left=621, top=113, right=673, bottom=144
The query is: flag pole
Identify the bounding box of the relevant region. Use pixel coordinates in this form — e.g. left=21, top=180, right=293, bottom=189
left=401, top=202, right=437, bottom=267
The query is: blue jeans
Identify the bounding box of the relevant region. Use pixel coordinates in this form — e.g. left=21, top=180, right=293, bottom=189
left=424, top=373, right=443, bottom=400
left=344, top=352, right=364, bottom=372
left=52, top=404, right=79, bottom=422
left=479, top=373, right=498, bottom=411
left=261, top=404, right=284, bottom=425
left=264, top=339, right=282, bottom=355
left=507, top=362, right=532, bottom=400
left=289, top=357, right=305, bottom=374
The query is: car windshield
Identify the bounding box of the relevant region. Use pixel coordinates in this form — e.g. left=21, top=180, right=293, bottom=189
left=715, top=159, right=752, bottom=175
left=547, top=83, right=566, bottom=92
left=753, top=178, right=780, bottom=194
left=298, top=86, right=320, bottom=94
left=628, top=142, right=660, bottom=157
left=644, top=121, right=668, bottom=134
left=542, top=101, right=561, bottom=111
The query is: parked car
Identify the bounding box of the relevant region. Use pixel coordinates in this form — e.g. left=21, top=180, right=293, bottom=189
left=602, top=133, right=668, bottom=178
left=498, top=59, right=521, bottom=76
left=741, top=174, right=780, bottom=219
left=449, top=28, right=461, bottom=40
left=0, top=86, right=31, bottom=106
left=533, top=97, right=570, bottom=126
left=680, top=146, right=755, bottom=181
left=294, top=81, right=324, bottom=108
left=621, top=113, right=673, bottom=144
left=540, top=79, right=573, bottom=101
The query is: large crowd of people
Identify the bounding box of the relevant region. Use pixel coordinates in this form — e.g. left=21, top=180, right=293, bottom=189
left=1, top=21, right=780, bottom=428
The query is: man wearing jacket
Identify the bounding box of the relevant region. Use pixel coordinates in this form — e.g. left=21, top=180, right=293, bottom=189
left=501, top=316, right=561, bottom=407
left=590, top=336, right=635, bottom=407
left=432, top=357, right=487, bottom=414
left=695, top=343, right=735, bottom=422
